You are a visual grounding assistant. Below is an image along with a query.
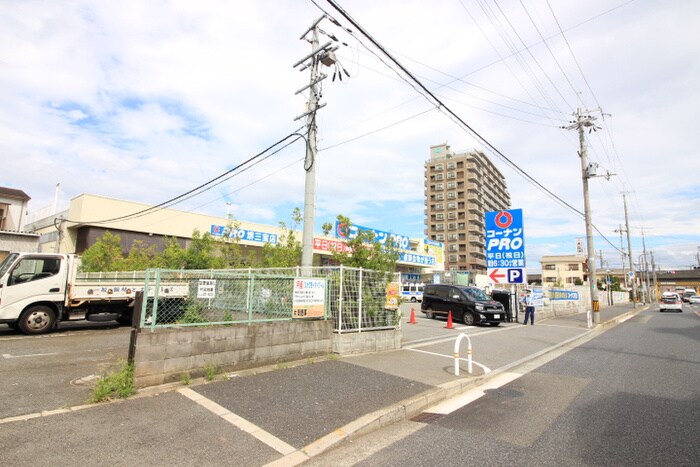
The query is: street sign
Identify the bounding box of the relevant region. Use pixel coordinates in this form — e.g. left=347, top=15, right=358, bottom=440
left=485, top=209, right=526, bottom=284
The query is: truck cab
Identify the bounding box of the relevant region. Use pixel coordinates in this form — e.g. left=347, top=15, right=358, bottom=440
left=0, top=253, right=70, bottom=334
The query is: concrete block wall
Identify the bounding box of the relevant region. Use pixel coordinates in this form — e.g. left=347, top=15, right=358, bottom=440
left=332, top=329, right=402, bottom=355
left=133, top=320, right=333, bottom=388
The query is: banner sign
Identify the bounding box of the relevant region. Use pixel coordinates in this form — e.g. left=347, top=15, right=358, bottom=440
left=549, top=289, right=580, bottom=301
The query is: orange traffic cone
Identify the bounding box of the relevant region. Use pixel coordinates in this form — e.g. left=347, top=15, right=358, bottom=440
left=408, top=307, right=417, bottom=324
left=445, top=310, right=454, bottom=329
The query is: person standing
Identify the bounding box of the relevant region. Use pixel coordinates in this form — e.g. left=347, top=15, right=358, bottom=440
left=522, top=290, right=535, bottom=325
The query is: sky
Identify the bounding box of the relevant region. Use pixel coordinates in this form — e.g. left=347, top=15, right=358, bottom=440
left=2, top=0, right=700, bottom=273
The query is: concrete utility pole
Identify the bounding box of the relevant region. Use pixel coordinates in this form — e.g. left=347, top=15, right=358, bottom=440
left=614, top=224, right=628, bottom=291
left=294, top=16, right=337, bottom=273
left=650, top=251, right=658, bottom=301
left=622, top=191, right=637, bottom=305
left=565, top=109, right=600, bottom=325
left=641, top=228, right=651, bottom=304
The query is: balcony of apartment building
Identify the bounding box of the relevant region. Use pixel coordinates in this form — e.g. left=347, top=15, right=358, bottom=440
left=468, top=213, right=484, bottom=225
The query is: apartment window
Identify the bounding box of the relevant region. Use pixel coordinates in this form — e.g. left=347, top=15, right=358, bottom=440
left=448, top=233, right=458, bottom=241
left=435, top=183, right=444, bottom=191
left=567, top=264, right=579, bottom=271
left=447, top=181, right=456, bottom=189
left=447, top=191, right=456, bottom=199
left=449, top=254, right=458, bottom=263
left=436, top=234, right=445, bottom=241
left=449, top=244, right=458, bottom=252
left=436, top=224, right=444, bottom=231
left=434, top=174, right=444, bottom=181
left=447, top=162, right=456, bottom=169
left=435, top=213, right=444, bottom=221
left=448, top=223, right=457, bottom=231
left=447, top=201, right=456, bottom=209
left=543, top=264, right=556, bottom=270
left=447, top=212, right=456, bottom=220
left=435, top=193, right=444, bottom=201
left=447, top=172, right=456, bottom=179
left=435, top=163, right=443, bottom=171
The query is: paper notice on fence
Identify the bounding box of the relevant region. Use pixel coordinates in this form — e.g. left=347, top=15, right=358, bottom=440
left=293, top=278, right=326, bottom=318
left=197, top=279, right=216, bottom=299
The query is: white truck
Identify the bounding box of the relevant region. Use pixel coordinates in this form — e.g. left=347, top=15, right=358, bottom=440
left=0, top=252, right=188, bottom=335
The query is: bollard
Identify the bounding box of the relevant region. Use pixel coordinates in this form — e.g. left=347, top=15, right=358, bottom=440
left=454, top=332, right=473, bottom=376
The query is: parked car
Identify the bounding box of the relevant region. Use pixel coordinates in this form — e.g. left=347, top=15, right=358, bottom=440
left=689, top=295, right=700, bottom=304
left=421, top=284, right=505, bottom=326
left=659, top=293, right=683, bottom=312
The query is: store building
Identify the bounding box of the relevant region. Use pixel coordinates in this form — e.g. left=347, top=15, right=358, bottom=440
left=24, top=193, right=440, bottom=274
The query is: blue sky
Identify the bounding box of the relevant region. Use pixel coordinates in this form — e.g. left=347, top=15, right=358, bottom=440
left=2, top=0, right=700, bottom=272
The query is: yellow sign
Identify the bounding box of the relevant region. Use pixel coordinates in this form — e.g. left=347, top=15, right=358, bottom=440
left=385, top=281, right=400, bottom=310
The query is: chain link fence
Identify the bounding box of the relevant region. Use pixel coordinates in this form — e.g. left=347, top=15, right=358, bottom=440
left=139, top=266, right=401, bottom=333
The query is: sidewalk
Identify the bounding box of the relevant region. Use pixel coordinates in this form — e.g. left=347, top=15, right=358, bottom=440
left=0, top=303, right=644, bottom=467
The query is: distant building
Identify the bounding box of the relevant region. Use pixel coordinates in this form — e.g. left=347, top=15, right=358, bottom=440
left=424, top=143, right=510, bottom=274
left=0, top=186, right=38, bottom=259
left=540, top=254, right=587, bottom=287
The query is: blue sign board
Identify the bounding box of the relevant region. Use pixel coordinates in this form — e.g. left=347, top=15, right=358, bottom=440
left=485, top=209, right=526, bottom=284
left=335, top=221, right=411, bottom=250
left=210, top=224, right=278, bottom=244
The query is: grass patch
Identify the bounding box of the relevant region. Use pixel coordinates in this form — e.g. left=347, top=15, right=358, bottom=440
left=181, top=372, right=191, bottom=385
left=91, top=360, right=135, bottom=403
left=204, top=364, right=217, bottom=381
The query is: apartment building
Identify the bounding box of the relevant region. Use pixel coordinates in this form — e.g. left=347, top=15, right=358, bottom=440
left=540, top=254, right=587, bottom=287
left=424, top=143, right=510, bottom=273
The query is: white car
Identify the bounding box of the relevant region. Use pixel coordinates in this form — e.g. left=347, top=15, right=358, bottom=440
left=659, top=293, right=683, bottom=312
left=689, top=295, right=700, bottom=304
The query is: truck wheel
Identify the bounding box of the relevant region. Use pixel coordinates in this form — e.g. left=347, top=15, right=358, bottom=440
left=462, top=312, right=475, bottom=326
left=18, top=306, right=56, bottom=335
left=425, top=309, right=434, bottom=319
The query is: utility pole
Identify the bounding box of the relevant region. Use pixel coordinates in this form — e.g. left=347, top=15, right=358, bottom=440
left=564, top=109, right=600, bottom=325
left=650, top=251, right=658, bottom=301
left=641, top=229, right=651, bottom=304
left=294, top=16, right=337, bottom=273
left=614, top=224, right=627, bottom=291
left=622, top=191, right=637, bottom=305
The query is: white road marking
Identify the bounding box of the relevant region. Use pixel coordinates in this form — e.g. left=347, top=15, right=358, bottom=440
left=2, top=352, right=58, bottom=359
left=427, top=371, right=522, bottom=414
left=178, top=387, right=297, bottom=456
left=405, top=347, right=492, bottom=373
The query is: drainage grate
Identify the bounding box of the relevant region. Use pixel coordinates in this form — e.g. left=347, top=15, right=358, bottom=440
left=410, top=412, right=445, bottom=423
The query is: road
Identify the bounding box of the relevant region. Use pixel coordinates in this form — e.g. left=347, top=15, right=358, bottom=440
left=305, top=305, right=700, bottom=466
left=0, top=322, right=130, bottom=419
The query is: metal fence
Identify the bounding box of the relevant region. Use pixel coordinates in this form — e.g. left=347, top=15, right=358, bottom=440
left=139, top=266, right=401, bottom=333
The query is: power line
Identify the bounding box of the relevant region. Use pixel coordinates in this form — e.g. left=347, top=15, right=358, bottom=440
left=316, top=0, right=625, bottom=255
left=57, top=130, right=307, bottom=226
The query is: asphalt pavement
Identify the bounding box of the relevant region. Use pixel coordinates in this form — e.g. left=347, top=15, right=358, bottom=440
left=0, top=303, right=643, bottom=467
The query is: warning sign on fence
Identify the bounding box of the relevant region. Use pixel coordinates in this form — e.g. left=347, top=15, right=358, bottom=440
left=292, top=278, right=326, bottom=318
left=197, top=279, right=216, bottom=299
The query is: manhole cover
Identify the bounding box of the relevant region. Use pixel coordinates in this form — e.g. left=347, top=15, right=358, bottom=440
left=410, top=412, right=445, bottom=423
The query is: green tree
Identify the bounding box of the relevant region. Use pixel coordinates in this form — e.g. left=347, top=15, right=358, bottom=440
left=121, top=240, right=157, bottom=271
left=183, top=230, right=224, bottom=269
left=80, top=231, right=125, bottom=272
left=257, top=208, right=303, bottom=267
left=153, top=237, right=187, bottom=269
left=330, top=215, right=399, bottom=273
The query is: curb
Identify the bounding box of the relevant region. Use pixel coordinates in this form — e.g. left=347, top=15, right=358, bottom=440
left=272, top=306, right=648, bottom=465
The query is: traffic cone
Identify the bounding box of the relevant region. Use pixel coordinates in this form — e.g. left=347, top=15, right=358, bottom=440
left=408, top=307, right=417, bottom=324
left=445, top=310, right=454, bottom=329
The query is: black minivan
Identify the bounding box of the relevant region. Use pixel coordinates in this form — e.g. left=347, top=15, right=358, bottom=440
left=421, top=284, right=505, bottom=326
